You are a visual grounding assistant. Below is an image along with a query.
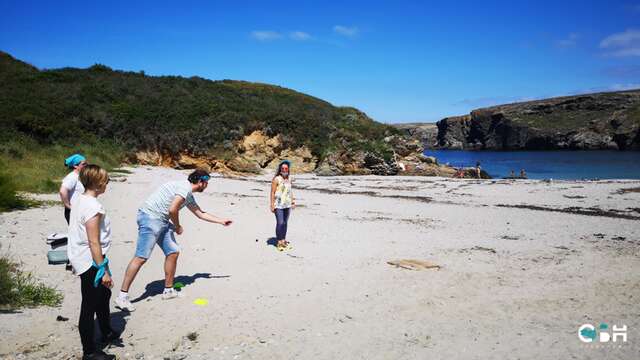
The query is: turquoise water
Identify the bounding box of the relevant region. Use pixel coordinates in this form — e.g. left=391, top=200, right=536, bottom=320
left=425, top=150, right=640, bottom=180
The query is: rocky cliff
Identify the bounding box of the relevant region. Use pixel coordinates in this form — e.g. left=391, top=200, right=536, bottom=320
left=133, top=130, right=460, bottom=177
left=392, top=123, right=439, bottom=148
left=401, top=90, right=640, bottom=150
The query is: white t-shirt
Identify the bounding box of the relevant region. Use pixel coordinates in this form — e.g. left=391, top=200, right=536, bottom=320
left=61, top=171, right=85, bottom=206
left=67, top=194, right=111, bottom=275
left=139, top=180, right=198, bottom=220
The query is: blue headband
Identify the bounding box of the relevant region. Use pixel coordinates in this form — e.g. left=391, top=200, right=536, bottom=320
left=64, top=154, right=86, bottom=168
left=279, top=160, right=291, bottom=168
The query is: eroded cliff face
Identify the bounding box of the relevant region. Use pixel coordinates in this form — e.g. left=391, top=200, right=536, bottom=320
left=434, top=90, right=640, bottom=150
left=132, top=130, right=462, bottom=177
left=393, top=123, right=439, bottom=148
left=133, top=131, right=316, bottom=175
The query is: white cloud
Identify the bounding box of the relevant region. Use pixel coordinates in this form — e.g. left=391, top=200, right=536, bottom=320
left=600, top=29, right=640, bottom=57
left=333, top=25, right=359, bottom=37
left=251, top=30, right=282, bottom=41
left=289, top=31, right=311, bottom=41
left=608, top=83, right=640, bottom=91
left=555, top=33, right=579, bottom=48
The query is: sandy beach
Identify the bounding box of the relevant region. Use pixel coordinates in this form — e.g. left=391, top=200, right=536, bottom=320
left=1, top=166, right=639, bottom=359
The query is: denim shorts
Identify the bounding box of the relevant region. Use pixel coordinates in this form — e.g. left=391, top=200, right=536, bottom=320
left=135, top=210, right=180, bottom=259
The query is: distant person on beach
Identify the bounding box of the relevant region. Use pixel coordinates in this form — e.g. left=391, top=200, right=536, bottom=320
left=115, top=169, right=232, bottom=312
left=475, top=161, right=482, bottom=179
left=67, top=165, right=119, bottom=360
left=454, top=167, right=465, bottom=178
left=60, top=153, right=88, bottom=224
left=270, top=160, right=295, bottom=251
left=520, top=169, right=527, bottom=179
left=510, top=170, right=515, bottom=178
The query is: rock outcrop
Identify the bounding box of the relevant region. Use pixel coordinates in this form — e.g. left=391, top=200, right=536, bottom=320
left=392, top=123, right=439, bottom=148
left=133, top=130, right=465, bottom=177
left=398, top=90, right=640, bottom=151
left=434, top=90, right=640, bottom=150
left=314, top=135, right=462, bottom=177
left=134, top=130, right=318, bottom=175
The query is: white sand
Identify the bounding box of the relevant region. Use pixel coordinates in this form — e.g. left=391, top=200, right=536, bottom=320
left=1, top=166, right=639, bottom=359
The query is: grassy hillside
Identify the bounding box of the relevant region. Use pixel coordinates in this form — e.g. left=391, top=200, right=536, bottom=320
left=0, top=51, right=397, bottom=210
left=0, top=51, right=394, bottom=157
left=489, top=91, right=640, bottom=133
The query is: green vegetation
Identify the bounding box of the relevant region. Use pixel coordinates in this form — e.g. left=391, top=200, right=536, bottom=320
left=0, top=253, right=63, bottom=309
left=0, top=135, right=125, bottom=212
left=0, top=136, right=124, bottom=194
left=0, top=51, right=399, bottom=205
left=505, top=91, right=640, bottom=132
left=0, top=51, right=397, bottom=159
left=0, top=170, right=34, bottom=212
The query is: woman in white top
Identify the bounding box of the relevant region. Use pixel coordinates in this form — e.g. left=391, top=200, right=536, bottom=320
left=59, top=153, right=87, bottom=224
left=270, top=160, right=296, bottom=250
left=67, top=164, right=118, bottom=360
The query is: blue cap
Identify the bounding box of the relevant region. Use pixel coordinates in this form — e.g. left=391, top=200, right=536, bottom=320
left=64, top=154, right=86, bottom=168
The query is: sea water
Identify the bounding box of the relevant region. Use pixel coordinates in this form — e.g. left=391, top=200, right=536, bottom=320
left=425, top=150, right=640, bottom=180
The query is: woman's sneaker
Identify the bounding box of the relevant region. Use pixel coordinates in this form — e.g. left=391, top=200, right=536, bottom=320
left=100, top=329, right=122, bottom=344
left=82, top=350, right=116, bottom=360
left=162, top=288, right=184, bottom=300
left=114, top=296, right=136, bottom=312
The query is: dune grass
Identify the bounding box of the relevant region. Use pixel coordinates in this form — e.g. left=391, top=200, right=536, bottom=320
left=0, top=171, right=35, bottom=212
left=0, top=136, right=125, bottom=193
left=0, top=136, right=125, bottom=212
left=0, top=253, right=63, bottom=309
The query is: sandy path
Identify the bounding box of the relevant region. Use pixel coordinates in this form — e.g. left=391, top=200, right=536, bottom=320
left=1, top=167, right=639, bottom=359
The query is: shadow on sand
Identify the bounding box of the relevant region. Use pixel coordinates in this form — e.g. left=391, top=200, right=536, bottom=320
left=97, top=309, right=130, bottom=349
left=266, top=237, right=278, bottom=247
left=131, top=272, right=229, bottom=303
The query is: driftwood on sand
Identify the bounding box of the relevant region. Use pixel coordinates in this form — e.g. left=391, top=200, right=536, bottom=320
left=387, top=259, right=441, bottom=271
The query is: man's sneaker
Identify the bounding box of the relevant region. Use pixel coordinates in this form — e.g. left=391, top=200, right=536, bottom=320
left=114, top=297, right=136, bottom=312
left=162, top=288, right=184, bottom=300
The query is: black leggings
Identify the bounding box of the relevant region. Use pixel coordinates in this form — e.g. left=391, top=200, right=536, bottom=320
left=79, top=266, right=112, bottom=354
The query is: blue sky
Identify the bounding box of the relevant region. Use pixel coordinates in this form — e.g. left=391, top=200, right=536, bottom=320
left=1, top=0, right=639, bottom=123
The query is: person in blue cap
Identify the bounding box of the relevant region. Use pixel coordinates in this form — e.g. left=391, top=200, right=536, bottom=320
left=67, top=164, right=119, bottom=360
left=270, top=160, right=296, bottom=250
left=60, top=153, right=88, bottom=224
left=115, top=168, right=233, bottom=311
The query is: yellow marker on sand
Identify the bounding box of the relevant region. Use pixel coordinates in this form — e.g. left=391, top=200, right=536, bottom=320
left=194, top=298, right=208, bottom=306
